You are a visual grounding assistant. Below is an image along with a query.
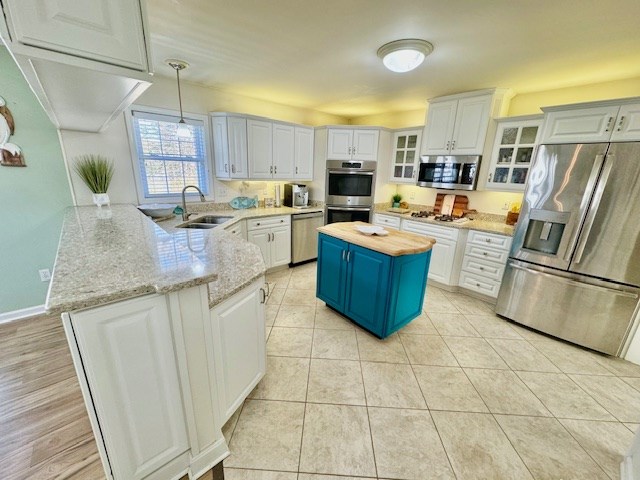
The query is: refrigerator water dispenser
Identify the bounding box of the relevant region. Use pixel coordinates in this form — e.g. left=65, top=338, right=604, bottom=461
left=522, top=209, right=571, bottom=256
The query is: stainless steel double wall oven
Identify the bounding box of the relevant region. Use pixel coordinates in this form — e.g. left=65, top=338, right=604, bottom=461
left=325, top=160, right=376, bottom=224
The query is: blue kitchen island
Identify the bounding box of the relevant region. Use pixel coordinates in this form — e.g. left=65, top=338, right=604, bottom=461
left=316, top=221, right=435, bottom=338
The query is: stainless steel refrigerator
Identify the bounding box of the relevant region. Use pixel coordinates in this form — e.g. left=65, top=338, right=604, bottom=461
left=496, top=142, right=640, bottom=355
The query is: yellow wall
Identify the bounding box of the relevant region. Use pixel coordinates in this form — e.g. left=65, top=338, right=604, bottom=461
left=349, top=109, right=425, bottom=129
left=507, top=76, right=640, bottom=116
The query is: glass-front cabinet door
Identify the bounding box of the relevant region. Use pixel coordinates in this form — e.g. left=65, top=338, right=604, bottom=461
left=389, top=129, right=422, bottom=184
left=486, top=116, right=542, bottom=191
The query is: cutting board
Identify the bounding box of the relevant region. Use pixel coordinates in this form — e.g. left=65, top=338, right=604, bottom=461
left=434, top=194, right=468, bottom=216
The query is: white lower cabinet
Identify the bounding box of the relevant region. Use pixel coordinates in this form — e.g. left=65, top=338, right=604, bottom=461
left=67, top=295, right=189, bottom=480
left=224, top=219, right=246, bottom=240
left=209, top=280, right=266, bottom=422
left=459, top=230, right=512, bottom=298
left=372, top=213, right=400, bottom=230
left=401, top=220, right=464, bottom=286
left=64, top=278, right=268, bottom=479
left=247, top=215, right=291, bottom=269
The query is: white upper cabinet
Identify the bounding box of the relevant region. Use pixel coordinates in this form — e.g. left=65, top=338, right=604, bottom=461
left=540, top=105, right=621, bottom=144
left=610, top=103, right=640, bottom=142
left=352, top=130, right=379, bottom=161
left=211, top=114, right=248, bottom=179
left=213, top=113, right=314, bottom=180
left=327, top=129, right=353, bottom=160
left=540, top=99, right=640, bottom=144
left=485, top=116, right=542, bottom=192
left=2, top=0, right=149, bottom=71
left=272, top=123, right=295, bottom=179
left=0, top=0, right=153, bottom=132
left=327, top=128, right=380, bottom=161
left=389, top=129, right=422, bottom=183
left=247, top=119, right=273, bottom=179
left=294, top=126, right=314, bottom=179
left=423, top=92, right=493, bottom=156
left=421, top=102, right=457, bottom=154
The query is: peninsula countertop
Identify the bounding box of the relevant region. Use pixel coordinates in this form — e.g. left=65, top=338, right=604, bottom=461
left=318, top=221, right=436, bottom=256
left=45, top=204, right=271, bottom=314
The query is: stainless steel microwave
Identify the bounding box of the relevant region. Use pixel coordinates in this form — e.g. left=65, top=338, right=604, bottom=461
left=417, top=155, right=481, bottom=191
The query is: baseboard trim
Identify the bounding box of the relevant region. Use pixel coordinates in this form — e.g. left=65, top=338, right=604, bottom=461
left=0, top=305, right=47, bottom=324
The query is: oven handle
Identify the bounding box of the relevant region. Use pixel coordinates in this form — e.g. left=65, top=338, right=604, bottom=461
left=328, top=170, right=374, bottom=176
left=327, top=206, right=372, bottom=212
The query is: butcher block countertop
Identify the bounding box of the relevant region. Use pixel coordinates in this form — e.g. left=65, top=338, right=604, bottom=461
left=318, top=222, right=435, bottom=256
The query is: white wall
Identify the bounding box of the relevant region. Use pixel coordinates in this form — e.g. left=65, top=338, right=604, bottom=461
left=61, top=76, right=349, bottom=206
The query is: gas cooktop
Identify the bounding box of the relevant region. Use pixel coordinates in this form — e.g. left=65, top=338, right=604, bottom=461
left=410, top=211, right=470, bottom=224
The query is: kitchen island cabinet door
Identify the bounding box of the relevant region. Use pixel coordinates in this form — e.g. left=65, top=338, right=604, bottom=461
left=210, top=279, right=266, bottom=422
left=69, top=295, right=189, bottom=480
left=344, top=244, right=391, bottom=335
left=316, top=234, right=349, bottom=310
left=426, top=238, right=457, bottom=284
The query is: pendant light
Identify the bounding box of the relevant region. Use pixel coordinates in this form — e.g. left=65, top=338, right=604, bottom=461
left=165, top=59, right=191, bottom=138
left=377, top=39, right=434, bottom=73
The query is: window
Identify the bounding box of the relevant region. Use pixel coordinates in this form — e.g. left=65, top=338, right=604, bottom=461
left=129, top=109, right=212, bottom=201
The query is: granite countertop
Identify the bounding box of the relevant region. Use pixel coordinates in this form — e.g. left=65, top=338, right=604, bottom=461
left=374, top=207, right=516, bottom=236
left=45, top=204, right=280, bottom=314
left=318, top=222, right=435, bottom=256
left=157, top=205, right=324, bottom=233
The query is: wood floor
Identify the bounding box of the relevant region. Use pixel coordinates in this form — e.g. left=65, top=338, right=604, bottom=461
left=0, top=314, right=103, bottom=479
left=0, top=314, right=221, bottom=480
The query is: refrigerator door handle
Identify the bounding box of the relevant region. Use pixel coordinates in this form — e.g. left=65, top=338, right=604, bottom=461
left=563, top=154, right=606, bottom=262
left=573, top=155, right=614, bottom=264
left=508, top=261, right=638, bottom=298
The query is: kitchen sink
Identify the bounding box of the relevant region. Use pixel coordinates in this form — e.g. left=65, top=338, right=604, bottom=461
left=192, top=215, right=234, bottom=224
left=180, top=223, right=218, bottom=229
left=176, top=215, right=234, bottom=230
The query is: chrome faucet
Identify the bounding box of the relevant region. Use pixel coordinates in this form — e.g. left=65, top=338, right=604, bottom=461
left=181, top=185, right=206, bottom=221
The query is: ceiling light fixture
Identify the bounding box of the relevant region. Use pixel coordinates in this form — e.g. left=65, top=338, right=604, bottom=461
left=165, top=59, right=191, bottom=138
left=377, top=39, right=434, bottom=73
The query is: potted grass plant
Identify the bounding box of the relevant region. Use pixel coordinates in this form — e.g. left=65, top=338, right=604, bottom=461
left=392, top=193, right=402, bottom=208
left=74, top=154, right=115, bottom=207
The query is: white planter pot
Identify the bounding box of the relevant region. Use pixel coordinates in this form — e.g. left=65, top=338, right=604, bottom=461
left=92, top=193, right=110, bottom=207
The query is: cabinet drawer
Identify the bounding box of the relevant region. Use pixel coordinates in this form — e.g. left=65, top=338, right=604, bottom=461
left=465, top=244, right=509, bottom=264
left=461, top=256, right=505, bottom=282
left=247, top=215, right=291, bottom=230
left=458, top=271, right=501, bottom=298
left=401, top=220, right=459, bottom=241
left=373, top=214, right=400, bottom=230
left=467, top=230, right=512, bottom=251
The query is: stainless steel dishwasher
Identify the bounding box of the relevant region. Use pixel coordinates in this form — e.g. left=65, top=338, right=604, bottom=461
left=291, top=211, right=324, bottom=265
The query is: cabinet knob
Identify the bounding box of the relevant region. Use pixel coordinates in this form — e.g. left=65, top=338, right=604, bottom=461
left=232, top=164, right=236, bottom=173
left=485, top=239, right=491, bottom=243
left=479, top=266, right=485, bottom=271
left=616, top=116, right=626, bottom=132
left=280, top=219, right=284, bottom=222
left=476, top=283, right=481, bottom=287
left=451, top=140, right=456, bottom=149
left=274, top=165, right=277, bottom=174
left=257, top=222, right=261, bottom=226
left=483, top=252, right=488, bottom=256
left=446, top=141, right=450, bottom=150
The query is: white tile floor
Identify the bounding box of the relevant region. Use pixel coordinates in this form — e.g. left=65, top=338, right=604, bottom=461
left=222, top=261, right=640, bottom=480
